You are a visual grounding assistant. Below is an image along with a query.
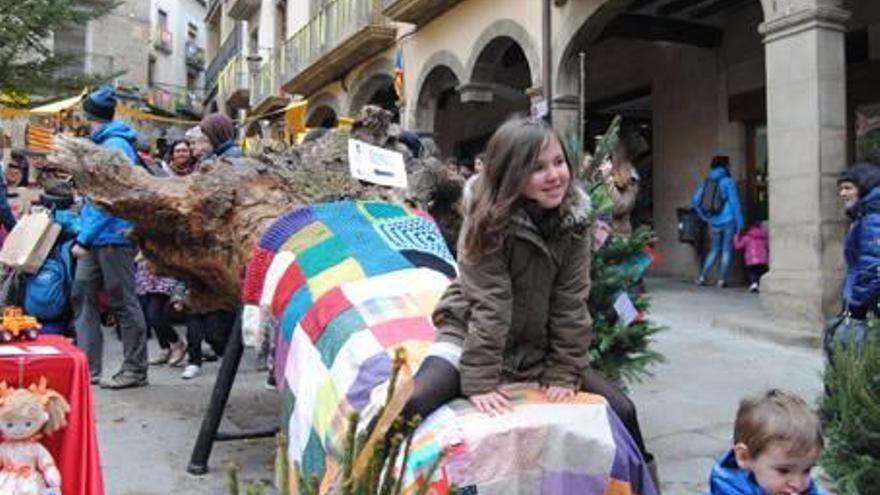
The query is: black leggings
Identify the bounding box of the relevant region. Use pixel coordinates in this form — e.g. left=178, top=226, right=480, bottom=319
left=405, top=357, right=651, bottom=460
left=185, top=310, right=235, bottom=366
left=139, top=294, right=180, bottom=349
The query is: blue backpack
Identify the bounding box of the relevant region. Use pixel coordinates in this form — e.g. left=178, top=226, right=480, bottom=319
left=24, top=240, right=74, bottom=321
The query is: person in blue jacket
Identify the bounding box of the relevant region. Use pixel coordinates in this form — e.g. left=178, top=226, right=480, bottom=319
left=708, top=389, right=826, bottom=495
left=71, top=85, right=149, bottom=389
left=837, top=161, right=880, bottom=321
left=691, top=156, right=745, bottom=288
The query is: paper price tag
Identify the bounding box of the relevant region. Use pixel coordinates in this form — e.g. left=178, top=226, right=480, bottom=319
left=613, top=292, right=641, bottom=327
left=348, top=139, right=408, bottom=189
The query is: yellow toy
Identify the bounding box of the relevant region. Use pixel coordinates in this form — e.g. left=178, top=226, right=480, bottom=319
left=0, top=377, right=69, bottom=495
left=0, top=307, right=41, bottom=343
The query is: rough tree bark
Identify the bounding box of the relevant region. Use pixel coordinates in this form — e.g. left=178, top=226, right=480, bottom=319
left=48, top=107, right=463, bottom=311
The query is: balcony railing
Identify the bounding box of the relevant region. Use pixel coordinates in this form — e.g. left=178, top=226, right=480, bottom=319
left=186, top=42, right=205, bottom=71
left=175, top=90, right=204, bottom=116
left=204, top=23, right=243, bottom=98
left=279, top=0, right=395, bottom=96
left=217, top=53, right=249, bottom=106
left=147, top=88, right=176, bottom=112
left=147, top=87, right=204, bottom=116
left=250, top=48, right=292, bottom=111
left=381, top=0, right=463, bottom=26
left=154, top=27, right=173, bottom=54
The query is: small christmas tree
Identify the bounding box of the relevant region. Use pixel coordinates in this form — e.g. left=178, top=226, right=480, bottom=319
left=566, top=119, right=666, bottom=385
left=820, top=334, right=880, bottom=494
left=588, top=226, right=665, bottom=384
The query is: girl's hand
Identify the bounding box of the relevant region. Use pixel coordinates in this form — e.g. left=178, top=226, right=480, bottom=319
left=469, top=389, right=513, bottom=416
left=544, top=385, right=575, bottom=402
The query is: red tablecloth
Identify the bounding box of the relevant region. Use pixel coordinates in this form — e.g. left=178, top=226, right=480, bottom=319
left=0, top=335, right=104, bottom=495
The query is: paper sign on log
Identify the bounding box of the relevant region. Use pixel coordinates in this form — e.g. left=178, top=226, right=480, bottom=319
left=347, top=139, right=408, bottom=189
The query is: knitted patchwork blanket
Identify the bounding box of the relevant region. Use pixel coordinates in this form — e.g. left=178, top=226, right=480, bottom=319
left=241, top=201, right=656, bottom=495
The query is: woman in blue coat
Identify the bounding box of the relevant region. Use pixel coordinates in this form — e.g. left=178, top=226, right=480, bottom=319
left=691, top=156, right=745, bottom=287
left=837, top=162, right=880, bottom=320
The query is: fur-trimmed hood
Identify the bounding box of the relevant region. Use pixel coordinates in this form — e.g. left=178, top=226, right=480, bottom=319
left=559, top=185, right=592, bottom=234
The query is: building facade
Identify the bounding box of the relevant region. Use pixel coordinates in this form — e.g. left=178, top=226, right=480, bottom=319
left=147, top=0, right=208, bottom=118
left=53, top=0, right=152, bottom=91
left=202, top=0, right=880, bottom=331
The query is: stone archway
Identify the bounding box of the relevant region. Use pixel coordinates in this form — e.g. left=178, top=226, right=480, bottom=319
left=415, top=64, right=462, bottom=155
left=348, top=73, right=399, bottom=121
left=306, top=105, right=338, bottom=129
left=305, top=92, right=341, bottom=128
left=464, top=19, right=540, bottom=89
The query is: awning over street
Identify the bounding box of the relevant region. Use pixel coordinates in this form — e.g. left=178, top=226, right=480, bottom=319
left=28, top=93, right=85, bottom=115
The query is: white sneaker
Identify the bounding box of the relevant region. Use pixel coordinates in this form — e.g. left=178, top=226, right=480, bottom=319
left=748, top=282, right=759, bottom=293
left=181, top=365, right=201, bottom=380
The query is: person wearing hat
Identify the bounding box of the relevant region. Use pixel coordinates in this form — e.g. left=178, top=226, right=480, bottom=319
left=71, top=85, right=150, bottom=389
left=837, top=161, right=880, bottom=321
left=690, top=155, right=745, bottom=288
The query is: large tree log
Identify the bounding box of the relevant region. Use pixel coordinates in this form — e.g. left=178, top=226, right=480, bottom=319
left=48, top=107, right=463, bottom=311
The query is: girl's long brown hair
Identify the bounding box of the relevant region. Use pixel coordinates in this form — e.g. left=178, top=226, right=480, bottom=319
left=461, top=117, right=573, bottom=262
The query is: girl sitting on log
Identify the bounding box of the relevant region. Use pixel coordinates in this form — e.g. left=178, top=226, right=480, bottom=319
left=405, top=117, right=659, bottom=483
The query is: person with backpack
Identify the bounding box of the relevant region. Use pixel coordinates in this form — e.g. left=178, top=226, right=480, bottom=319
left=71, top=86, right=149, bottom=389
left=691, top=155, right=745, bottom=288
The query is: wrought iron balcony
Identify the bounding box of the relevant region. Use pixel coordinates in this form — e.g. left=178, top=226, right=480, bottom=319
left=381, top=0, right=463, bottom=26
left=217, top=53, right=250, bottom=108
left=186, top=42, right=206, bottom=71
left=250, top=49, right=290, bottom=114
left=147, top=88, right=176, bottom=113
left=279, top=0, right=396, bottom=97
left=175, top=90, right=204, bottom=116
left=204, top=23, right=243, bottom=100
left=154, top=27, right=173, bottom=54
left=227, top=0, right=260, bottom=20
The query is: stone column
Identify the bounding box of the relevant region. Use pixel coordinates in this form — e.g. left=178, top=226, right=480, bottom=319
left=551, top=94, right=580, bottom=147
left=759, top=4, right=850, bottom=327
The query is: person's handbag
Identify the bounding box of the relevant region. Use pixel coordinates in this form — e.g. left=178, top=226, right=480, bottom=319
left=823, top=310, right=871, bottom=358
left=677, top=207, right=703, bottom=243
left=0, top=211, right=62, bottom=273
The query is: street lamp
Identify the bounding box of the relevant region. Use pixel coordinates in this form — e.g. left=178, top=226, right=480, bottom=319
left=246, top=53, right=263, bottom=79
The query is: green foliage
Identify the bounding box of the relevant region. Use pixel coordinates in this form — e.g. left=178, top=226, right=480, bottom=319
left=588, top=225, right=666, bottom=384
left=0, top=0, right=120, bottom=100
left=820, top=334, right=880, bottom=494
left=567, top=115, right=665, bottom=384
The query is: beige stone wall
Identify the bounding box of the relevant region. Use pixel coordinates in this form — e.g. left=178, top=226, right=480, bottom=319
left=87, top=0, right=151, bottom=89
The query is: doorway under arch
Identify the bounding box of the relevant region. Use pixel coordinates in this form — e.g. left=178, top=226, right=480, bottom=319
left=306, top=105, right=338, bottom=129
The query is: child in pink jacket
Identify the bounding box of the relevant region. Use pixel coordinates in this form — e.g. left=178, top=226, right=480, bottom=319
left=734, top=222, right=769, bottom=293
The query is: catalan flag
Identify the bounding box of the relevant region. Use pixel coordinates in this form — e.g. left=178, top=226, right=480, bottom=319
left=393, top=48, right=404, bottom=103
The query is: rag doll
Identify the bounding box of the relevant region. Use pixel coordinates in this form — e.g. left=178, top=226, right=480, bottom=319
left=0, top=377, right=70, bottom=495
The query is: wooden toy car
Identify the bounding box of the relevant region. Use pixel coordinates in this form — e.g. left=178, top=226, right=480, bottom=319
left=0, top=307, right=41, bottom=342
